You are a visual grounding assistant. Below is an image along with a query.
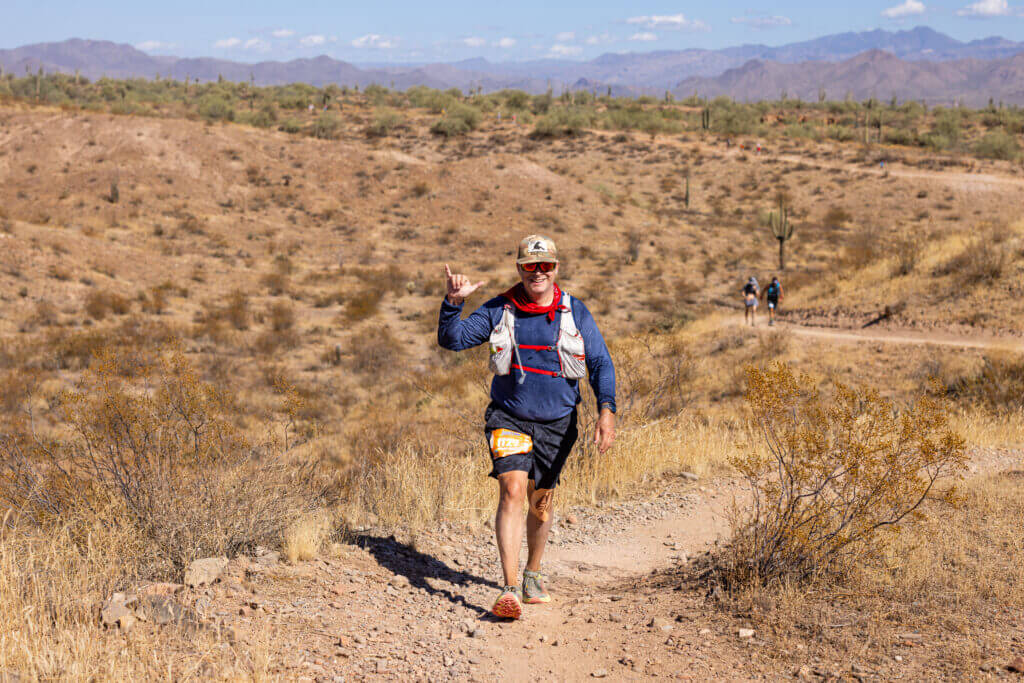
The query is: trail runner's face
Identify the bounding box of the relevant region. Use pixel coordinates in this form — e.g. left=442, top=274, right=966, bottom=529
left=518, top=262, right=558, bottom=300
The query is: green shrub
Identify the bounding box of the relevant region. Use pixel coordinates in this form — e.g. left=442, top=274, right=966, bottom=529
left=279, top=118, right=302, bottom=134
left=366, top=108, right=404, bottom=137
left=973, top=130, right=1021, bottom=161
left=197, top=95, right=234, bottom=122
left=430, top=103, right=481, bottom=137
left=312, top=112, right=341, bottom=140
left=532, top=107, right=595, bottom=138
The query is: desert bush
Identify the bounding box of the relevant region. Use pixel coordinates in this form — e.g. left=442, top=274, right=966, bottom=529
left=311, top=112, right=341, bottom=140
left=0, top=346, right=330, bottom=574
left=972, top=130, right=1021, bottom=161
left=821, top=205, right=852, bottom=228
left=720, top=363, right=966, bottom=585
left=935, top=234, right=1008, bottom=286
left=348, top=325, right=401, bottom=376
left=531, top=107, right=595, bottom=138
left=366, top=108, right=404, bottom=137
left=430, top=103, right=481, bottom=137
left=891, top=234, right=923, bottom=276
left=224, top=289, right=250, bottom=330
left=197, top=94, right=234, bottom=122
left=342, top=288, right=381, bottom=321
left=268, top=300, right=295, bottom=331
left=945, top=352, right=1024, bottom=411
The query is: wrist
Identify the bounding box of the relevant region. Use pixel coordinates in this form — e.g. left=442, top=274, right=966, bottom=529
left=446, top=295, right=464, bottom=306
left=599, top=403, right=616, bottom=416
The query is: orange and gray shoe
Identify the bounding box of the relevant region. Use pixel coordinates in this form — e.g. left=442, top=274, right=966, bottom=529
left=522, top=570, right=550, bottom=604
left=491, top=586, right=524, bottom=619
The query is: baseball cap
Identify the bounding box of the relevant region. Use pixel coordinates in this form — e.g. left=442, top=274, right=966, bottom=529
left=516, top=234, right=559, bottom=265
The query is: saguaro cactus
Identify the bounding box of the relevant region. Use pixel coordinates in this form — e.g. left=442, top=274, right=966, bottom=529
left=701, top=107, right=711, bottom=131
left=684, top=169, right=691, bottom=209
left=768, top=195, right=794, bottom=270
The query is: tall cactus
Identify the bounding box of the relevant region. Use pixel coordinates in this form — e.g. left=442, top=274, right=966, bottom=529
left=701, top=107, right=711, bottom=131
left=768, top=195, right=794, bottom=270
left=684, top=169, right=691, bottom=208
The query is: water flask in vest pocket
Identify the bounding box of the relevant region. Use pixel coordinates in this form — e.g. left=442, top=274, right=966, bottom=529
left=557, top=328, right=586, bottom=380
left=488, top=308, right=514, bottom=376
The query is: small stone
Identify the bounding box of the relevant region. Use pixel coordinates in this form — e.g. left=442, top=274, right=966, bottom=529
left=565, top=514, right=579, bottom=525
left=134, top=582, right=183, bottom=597
left=100, top=593, right=137, bottom=629
left=255, top=551, right=280, bottom=567
left=443, top=656, right=455, bottom=667
left=390, top=574, right=410, bottom=589
left=183, top=557, right=228, bottom=588
left=591, top=669, right=608, bottom=678
left=738, top=628, right=755, bottom=639
left=523, top=643, right=534, bottom=650
left=680, top=471, right=699, bottom=481
left=649, top=617, right=673, bottom=632
left=896, top=632, right=923, bottom=642
left=1007, top=657, right=1024, bottom=673
left=894, top=656, right=903, bottom=663
left=608, top=613, right=622, bottom=623
left=698, top=628, right=712, bottom=635
left=538, top=634, right=548, bottom=643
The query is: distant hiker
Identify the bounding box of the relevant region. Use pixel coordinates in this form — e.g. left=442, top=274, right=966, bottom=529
left=438, top=235, right=617, bottom=620
left=743, top=276, right=759, bottom=326
left=762, top=276, right=783, bottom=326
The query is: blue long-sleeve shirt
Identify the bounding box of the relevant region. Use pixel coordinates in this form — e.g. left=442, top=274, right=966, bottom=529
left=437, top=293, right=616, bottom=421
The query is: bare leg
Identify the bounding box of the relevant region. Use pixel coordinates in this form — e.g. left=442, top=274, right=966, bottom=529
left=495, top=471, right=528, bottom=587
left=525, top=482, right=554, bottom=571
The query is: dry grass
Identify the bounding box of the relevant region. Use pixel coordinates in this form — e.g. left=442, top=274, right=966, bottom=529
left=716, top=472, right=1024, bottom=676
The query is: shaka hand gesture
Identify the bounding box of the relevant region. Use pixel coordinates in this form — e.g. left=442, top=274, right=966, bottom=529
left=445, top=264, right=486, bottom=306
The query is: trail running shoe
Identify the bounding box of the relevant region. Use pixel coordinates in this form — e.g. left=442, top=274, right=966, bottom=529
left=491, top=586, right=523, bottom=619
left=522, top=570, right=550, bottom=604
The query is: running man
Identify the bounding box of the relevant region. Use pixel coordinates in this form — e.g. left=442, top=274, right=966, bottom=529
left=762, top=276, right=783, bottom=326
left=742, top=276, right=759, bottom=326
left=438, top=235, right=616, bottom=620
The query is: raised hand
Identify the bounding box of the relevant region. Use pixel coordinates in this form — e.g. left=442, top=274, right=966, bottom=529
left=445, top=264, right=486, bottom=305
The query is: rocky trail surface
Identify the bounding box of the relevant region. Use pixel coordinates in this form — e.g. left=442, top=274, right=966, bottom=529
left=170, top=441, right=1021, bottom=682
left=100, top=321, right=1024, bottom=680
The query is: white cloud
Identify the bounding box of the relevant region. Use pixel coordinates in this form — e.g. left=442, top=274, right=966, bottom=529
left=463, top=36, right=487, bottom=47
left=271, top=29, right=295, bottom=38
left=351, top=34, right=397, bottom=49
left=730, top=14, right=793, bottom=28
left=213, top=37, right=241, bottom=48
left=882, top=0, right=926, bottom=17
left=495, top=37, right=517, bottom=48
left=626, top=14, right=710, bottom=32
left=244, top=38, right=270, bottom=51
left=555, top=31, right=576, bottom=41
left=135, top=40, right=174, bottom=51
left=957, top=0, right=1013, bottom=14
left=629, top=32, right=658, bottom=41
left=549, top=44, right=583, bottom=57
left=300, top=34, right=326, bottom=46
left=585, top=33, right=614, bottom=45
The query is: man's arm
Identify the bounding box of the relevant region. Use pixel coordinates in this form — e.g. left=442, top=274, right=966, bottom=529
left=574, top=300, right=616, bottom=414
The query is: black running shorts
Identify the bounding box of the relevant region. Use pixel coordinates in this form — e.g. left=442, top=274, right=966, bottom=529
left=484, top=403, right=579, bottom=490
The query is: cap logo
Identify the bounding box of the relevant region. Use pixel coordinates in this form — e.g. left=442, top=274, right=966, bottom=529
left=528, top=240, right=548, bottom=253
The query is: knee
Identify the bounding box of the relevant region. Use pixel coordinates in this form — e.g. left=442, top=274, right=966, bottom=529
left=499, top=479, right=527, bottom=505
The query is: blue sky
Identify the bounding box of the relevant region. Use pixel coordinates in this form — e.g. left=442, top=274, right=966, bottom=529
left=4, top=0, right=1024, bottom=62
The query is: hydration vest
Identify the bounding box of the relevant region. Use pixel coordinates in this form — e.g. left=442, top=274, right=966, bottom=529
left=488, top=292, right=586, bottom=383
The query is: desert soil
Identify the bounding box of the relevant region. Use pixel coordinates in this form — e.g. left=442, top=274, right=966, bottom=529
left=188, top=324, right=1024, bottom=682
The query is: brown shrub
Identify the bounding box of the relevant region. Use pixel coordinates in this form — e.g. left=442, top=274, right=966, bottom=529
left=268, top=300, right=295, bottom=331
left=342, top=289, right=381, bottom=322
left=0, top=346, right=332, bottom=574
left=935, top=235, right=1009, bottom=286
left=718, top=364, right=967, bottom=585
left=224, top=289, right=250, bottom=330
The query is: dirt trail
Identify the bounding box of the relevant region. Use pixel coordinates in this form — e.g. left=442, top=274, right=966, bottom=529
left=776, top=320, right=1024, bottom=352
left=223, top=322, right=1024, bottom=681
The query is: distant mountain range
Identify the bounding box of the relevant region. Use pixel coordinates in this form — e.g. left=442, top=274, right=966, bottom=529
left=2, top=26, right=1024, bottom=103
left=674, top=50, right=1024, bottom=106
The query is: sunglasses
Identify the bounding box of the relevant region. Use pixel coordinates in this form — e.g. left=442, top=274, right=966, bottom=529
left=520, top=262, right=557, bottom=273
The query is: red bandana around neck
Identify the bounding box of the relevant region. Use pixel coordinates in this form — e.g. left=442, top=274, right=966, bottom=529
left=501, top=282, right=562, bottom=321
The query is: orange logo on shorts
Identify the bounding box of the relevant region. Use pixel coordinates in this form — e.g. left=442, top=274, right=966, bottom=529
left=489, top=429, right=533, bottom=459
